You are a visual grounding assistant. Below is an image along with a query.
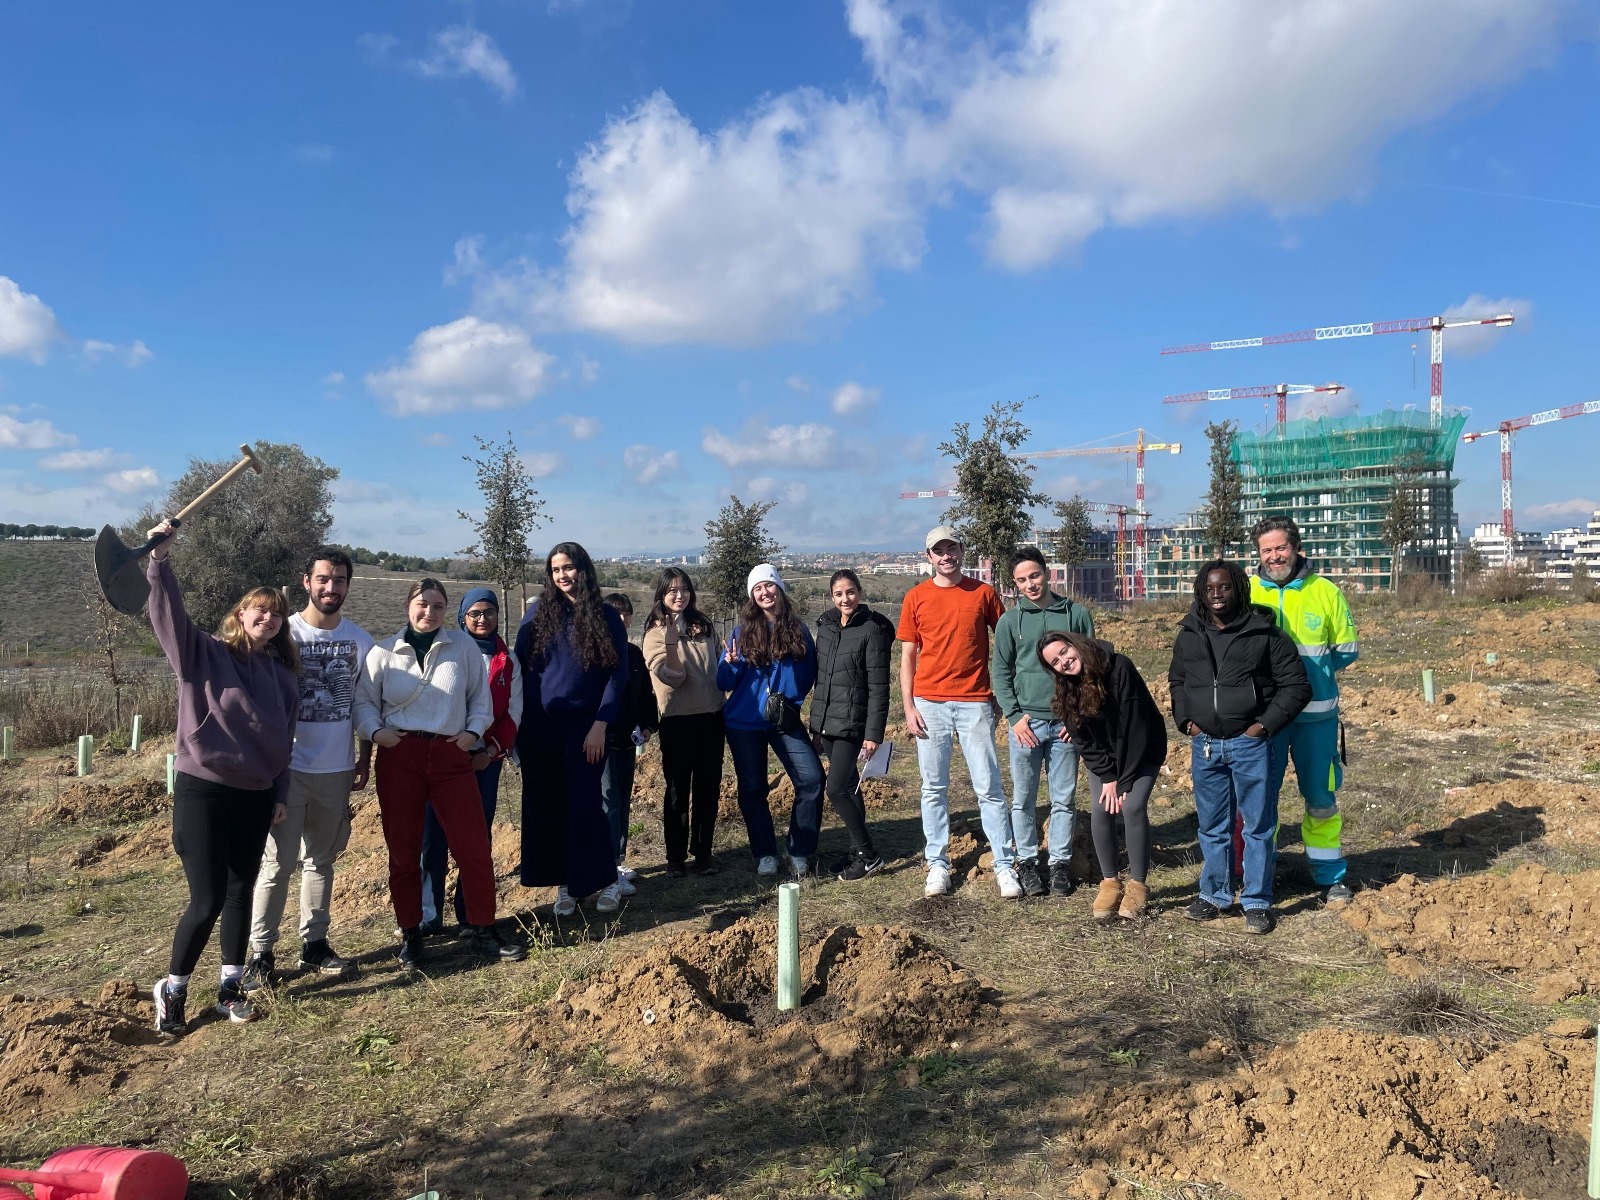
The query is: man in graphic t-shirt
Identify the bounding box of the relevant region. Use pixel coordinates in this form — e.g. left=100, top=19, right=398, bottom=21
left=898, top=526, right=1013, bottom=899
left=243, top=547, right=374, bottom=988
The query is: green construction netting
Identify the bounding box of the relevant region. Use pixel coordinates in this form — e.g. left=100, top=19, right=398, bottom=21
left=1231, top=410, right=1468, bottom=477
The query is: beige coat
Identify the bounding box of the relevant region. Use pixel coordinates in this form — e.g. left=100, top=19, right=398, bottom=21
left=642, top=622, right=725, bottom=718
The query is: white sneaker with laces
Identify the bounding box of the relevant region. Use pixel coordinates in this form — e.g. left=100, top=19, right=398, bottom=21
left=791, top=856, right=809, bottom=879
left=595, top=883, right=623, bottom=914
left=615, top=873, right=637, bottom=897
left=756, top=855, right=780, bottom=877
left=995, top=866, right=1023, bottom=899
left=553, top=886, right=577, bottom=917
left=618, top=865, right=639, bottom=883
left=924, top=864, right=952, bottom=896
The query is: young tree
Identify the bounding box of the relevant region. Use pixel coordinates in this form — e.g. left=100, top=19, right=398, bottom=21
left=702, top=495, right=782, bottom=616
left=80, top=567, right=142, bottom=732
left=1381, top=452, right=1428, bottom=594
left=1202, top=420, right=1245, bottom=558
left=1051, top=494, right=1094, bottom=597
left=1570, top=559, right=1594, bottom=602
left=134, top=443, right=339, bottom=630
left=459, top=433, right=547, bottom=613
left=938, top=398, right=1046, bottom=572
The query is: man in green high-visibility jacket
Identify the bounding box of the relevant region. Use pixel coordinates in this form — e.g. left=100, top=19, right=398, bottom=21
left=1248, top=515, right=1359, bottom=904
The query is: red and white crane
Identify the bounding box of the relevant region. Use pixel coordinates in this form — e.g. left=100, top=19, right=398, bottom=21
left=1162, top=311, right=1514, bottom=423
left=1461, top=400, right=1600, bottom=537
left=1162, top=382, right=1346, bottom=432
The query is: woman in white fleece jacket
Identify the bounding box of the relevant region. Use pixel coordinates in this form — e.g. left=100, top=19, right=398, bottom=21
left=353, top=578, right=525, bottom=968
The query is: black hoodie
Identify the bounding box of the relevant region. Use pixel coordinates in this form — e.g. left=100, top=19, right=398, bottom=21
left=1168, top=602, right=1310, bottom=739
left=1061, top=639, right=1168, bottom=792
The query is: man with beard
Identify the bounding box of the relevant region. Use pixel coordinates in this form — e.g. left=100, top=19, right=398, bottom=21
left=243, top=547, right=375, bottom=988
left=1249, top=516, right=1359, bottom=905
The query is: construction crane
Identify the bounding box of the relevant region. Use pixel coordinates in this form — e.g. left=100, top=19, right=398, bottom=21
left=897, top=489, right=1146, bottom=600
left=1462, top=400, right=1600, bottom=537
left=1162, top=311, right=1514, bottom=424
left=1162, top=382, right=1346, bottom=433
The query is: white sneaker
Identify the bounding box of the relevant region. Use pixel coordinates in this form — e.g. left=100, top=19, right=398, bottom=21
left=618, top=864, right=638, bottom=883
left=924, top=864, right=952, bottom=897
left=615, top=873, right=637, bottom=897
left=996, top=866, right=1023, bottom=899
left=791, top=856, right=809, bottom=880
left=594, top=883, right=622, bottom=914
left=756, top=855, right=780, bottom=877
left=553, top=886, right=577, bottom=917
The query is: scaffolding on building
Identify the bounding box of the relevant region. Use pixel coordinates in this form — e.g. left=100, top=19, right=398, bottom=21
left=1146, top=409, right=1468, bottom=597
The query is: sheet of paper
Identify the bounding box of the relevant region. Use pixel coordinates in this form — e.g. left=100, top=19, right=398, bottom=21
left=860, top=739, right=893, bottom=780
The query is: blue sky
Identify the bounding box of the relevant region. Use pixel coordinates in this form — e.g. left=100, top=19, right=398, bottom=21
left=2, top=1, right=1597, bottom=554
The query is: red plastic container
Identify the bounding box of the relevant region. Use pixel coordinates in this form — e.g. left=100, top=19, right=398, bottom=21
left=0, top=1145, right=187, bottom=1200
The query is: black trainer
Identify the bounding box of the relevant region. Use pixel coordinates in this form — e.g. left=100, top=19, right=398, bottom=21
left=152, top=980, right=187, bottom=1035
left=240, top=949, right=275, bottom=993
left=1015, top=861, right=1048, bottom=898
left=1184, top=897, right=1235, bottom=922
left=1242, top=908, right=1277, bottom=935
left=1048, top=862, right=1076, bottom=897
left=691, top=856, right=721, bottom=876
left=471, top=925, right=528, bottom=962
left=215, top=983, right=259, bottom=1023
left=665, top=862, right=689, bottom=878
left=829, top=853, right=853, bottom=875
left=397, top=927, right=426, bottom=969
left=299, top=939, right=353, bottom=977
left=838, top=851, right=885, bottom=882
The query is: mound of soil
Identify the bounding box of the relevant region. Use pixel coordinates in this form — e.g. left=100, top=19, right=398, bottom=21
left=1439, top=780, right=1600, bottom=852
left=532, top=919, right=991, bottom=1089
left=1344, top=682, right=1528, bottom=731
left=1055, top=1026, right=1593, bottom=1199
left=1340, top=864, right=1600, bottom=1001
left=0, top=981, right=160, bottom=1122
left=39, top=777, right=168, bottom=825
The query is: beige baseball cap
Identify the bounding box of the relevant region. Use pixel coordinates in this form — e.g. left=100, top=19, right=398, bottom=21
left=924, top=525, right=961, bottom=551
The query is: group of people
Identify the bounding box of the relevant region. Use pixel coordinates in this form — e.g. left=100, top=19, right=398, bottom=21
left=140, top=509, right=1356, bottom=1037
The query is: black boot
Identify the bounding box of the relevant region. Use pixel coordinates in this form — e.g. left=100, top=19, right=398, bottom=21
left=398, top=927, right=426, bottom=969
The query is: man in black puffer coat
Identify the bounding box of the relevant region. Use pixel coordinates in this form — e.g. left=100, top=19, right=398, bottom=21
left=1169, top=559, right=1309, bottom=935
left=810, top=570, right=895, bottom=881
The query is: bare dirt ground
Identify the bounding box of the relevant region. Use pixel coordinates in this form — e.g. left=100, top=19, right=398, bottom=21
left=0, top=595, right=1597, bottom=1199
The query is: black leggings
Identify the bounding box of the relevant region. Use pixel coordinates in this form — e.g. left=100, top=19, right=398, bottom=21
left=169, top=772, right=275, bottom=976
left=1089, top=769, right=1156, bottom=883
left=658, top=711, right=724, bottom=865
left=815, top=734, right=875, bottom=855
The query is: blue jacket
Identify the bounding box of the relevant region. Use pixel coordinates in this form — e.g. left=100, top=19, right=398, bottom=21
left=716, top=621, right=817, bottom=732
left=1250, top=558, right=1358, bottom=724
left=514, top=600, right=629, bottom=728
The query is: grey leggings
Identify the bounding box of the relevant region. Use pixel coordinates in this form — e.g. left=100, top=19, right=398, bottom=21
left=1089, top=769, right=1157, bottom=883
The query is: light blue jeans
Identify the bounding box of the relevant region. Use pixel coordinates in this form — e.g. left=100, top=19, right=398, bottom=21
left=1007, top=717, right=1080, bottom=865
left=914, top=699, right=1013, bottom=872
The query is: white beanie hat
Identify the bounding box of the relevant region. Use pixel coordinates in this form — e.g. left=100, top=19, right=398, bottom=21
left=746, top=563, right=784, bottom=597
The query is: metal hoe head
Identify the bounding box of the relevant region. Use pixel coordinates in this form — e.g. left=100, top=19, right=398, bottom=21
left=93, top=443, right=264, bottom=615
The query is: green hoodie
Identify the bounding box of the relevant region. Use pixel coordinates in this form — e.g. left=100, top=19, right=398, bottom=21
left=990, top=592, right=1095, bottom=723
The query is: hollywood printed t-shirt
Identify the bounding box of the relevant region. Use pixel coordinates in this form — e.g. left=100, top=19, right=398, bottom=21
left=289, top=614, right=376, bottom=774
left=896, top=577, right=1004, bottom=702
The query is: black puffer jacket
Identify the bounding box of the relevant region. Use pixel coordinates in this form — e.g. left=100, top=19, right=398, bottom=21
left=1062, top=641, right=1168, bottom=792
left=1168, top=603, right=1310, bottom=739
left=809, top=606, right=893, bottom=743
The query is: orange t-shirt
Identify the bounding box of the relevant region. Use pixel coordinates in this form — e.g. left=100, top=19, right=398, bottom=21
left=896, top=576, right=1003, bottom=702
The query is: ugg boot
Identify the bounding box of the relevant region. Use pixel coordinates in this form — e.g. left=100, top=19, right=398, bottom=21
left=1092, top=878, right=1123, bottom=923
left=1118, top=879, right=1149, bottom=920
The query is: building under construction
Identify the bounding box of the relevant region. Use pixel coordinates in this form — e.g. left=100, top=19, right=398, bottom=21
left=1146, top=409, right=1468, bottom=597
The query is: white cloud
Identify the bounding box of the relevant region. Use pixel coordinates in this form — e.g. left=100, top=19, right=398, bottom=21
left=624, top=444, right=681, bottom=485
left=1287, top=388, right=1361, bottom=422
left=366, top=317, right=555, bottom=416
left=82, top=338, right=153, bottom=367
left=0, top=413, right=75, bottom=450
left=1526, top=498, right=1600, bottom=521
left=40, top=448, right=121, bottom=471
left=786, top=375, right=812, bottom=394
left=102, top=467, right=161, bottom=494
left=295, top=143, right=337, bottom=165
left=417, top=25, right=519, bottom=102
left=1441, top=294, right=1530, bottom=357
left=523, top=450, right=563, bottom=477
left=701, top=421, right=841, bottom=468
left=559, top=414, right=603, bottom=440
left=830, top=380, right=880, bottom=415
left=746, top=476, right=812, bottom=507
left=576, top=354, right=600, bottom=385
left=0, top=276, right=64, bottom=362
left=420, top=432, right=451, bottom=447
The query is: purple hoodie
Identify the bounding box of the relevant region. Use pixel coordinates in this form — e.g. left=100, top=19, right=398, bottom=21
left=147, top=556, right=298, bottom=804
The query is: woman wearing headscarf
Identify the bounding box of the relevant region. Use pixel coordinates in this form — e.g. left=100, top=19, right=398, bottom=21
left=418, top=587, right=522, bottom=934
left=516, top=542, right=630, bottom=916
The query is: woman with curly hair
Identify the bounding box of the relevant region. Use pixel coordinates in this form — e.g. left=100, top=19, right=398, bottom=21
left=716, top=564, right=823, bottom=880
left=515, top=542, right=630, bottom=916
left=1037, top=631, right=1167, bottom=923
